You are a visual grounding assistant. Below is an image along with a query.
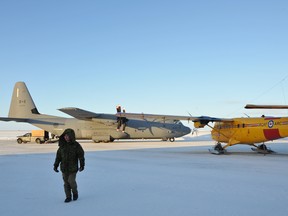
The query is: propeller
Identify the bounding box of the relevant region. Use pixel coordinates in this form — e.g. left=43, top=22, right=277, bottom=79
left=188, top=112, right=198, bottom=135
left=192, top=128, right=198, bottom=136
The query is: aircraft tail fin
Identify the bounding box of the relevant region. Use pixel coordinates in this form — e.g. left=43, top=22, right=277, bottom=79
left=8, top=82, right=40, bottom=118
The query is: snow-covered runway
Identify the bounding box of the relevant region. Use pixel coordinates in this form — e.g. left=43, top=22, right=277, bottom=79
left=1, top=133, right=288, bottom=216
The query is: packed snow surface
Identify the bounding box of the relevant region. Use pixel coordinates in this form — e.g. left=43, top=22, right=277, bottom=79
left=1, top=131, right=288, bottom=216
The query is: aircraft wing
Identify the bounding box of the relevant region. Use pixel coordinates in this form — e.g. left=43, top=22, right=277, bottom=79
left=58, top=107, right=118, bottom=127
left=58, top=107, right=101, bottom=120
left=116, top=112, right=194, bottom=121
left=191, top=116, right=234, bottom=123
left=116, top=112, right=234, bottom=123
left=245, top=104, right=288, bottom=109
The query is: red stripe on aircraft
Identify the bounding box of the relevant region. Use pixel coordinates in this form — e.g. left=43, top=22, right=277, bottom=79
left=263, top=129, right=282, bottom=140
left=264, top=117, right=281, bottom=120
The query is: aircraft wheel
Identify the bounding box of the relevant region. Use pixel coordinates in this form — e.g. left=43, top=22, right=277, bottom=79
left=17, top=138, right=23, bottom=144
left=169, top=137, right=175, bottom=142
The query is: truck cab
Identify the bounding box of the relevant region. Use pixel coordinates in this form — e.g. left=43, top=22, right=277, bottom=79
left=17, top=130, right=49, bottom=144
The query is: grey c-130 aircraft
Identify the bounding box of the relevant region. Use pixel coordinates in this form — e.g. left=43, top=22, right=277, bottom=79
left=0, top=82, right=191, bottom=142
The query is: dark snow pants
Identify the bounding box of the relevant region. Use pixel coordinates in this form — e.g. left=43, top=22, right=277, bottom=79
left=62, top=172, right=78, bottom=198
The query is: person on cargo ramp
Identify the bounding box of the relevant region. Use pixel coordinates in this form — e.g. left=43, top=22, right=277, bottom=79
left=53, top=128, right=85, bottom=203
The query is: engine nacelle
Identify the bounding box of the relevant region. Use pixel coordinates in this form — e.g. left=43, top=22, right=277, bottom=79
left=194, top=121, right=206, bottom=128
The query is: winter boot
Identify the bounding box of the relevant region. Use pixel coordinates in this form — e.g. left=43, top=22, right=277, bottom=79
left=73, top=193, right=78, bottom=201
left=64, top=197, right=72, bottom=203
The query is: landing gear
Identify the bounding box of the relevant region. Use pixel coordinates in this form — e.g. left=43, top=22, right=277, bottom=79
left=251, top=143, right=274, bottom=154
left=161, top=137, right=175, bottom=142
left=92, top=136, right=115, bottom=143
left=209, top=142, right=226, bottom=155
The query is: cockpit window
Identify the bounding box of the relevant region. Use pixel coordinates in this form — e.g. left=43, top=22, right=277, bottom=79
left=174, top=120, right=182, bottom=125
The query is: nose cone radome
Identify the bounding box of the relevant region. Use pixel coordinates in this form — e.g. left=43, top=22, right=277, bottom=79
left=183, top=126, right=191, bottom=135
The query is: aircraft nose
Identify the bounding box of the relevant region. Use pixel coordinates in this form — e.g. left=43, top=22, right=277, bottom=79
left=183, top=126, right=191, bottom=135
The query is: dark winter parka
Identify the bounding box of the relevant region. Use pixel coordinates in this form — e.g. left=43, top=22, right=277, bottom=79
left=54, top=129, right=85, bottom=173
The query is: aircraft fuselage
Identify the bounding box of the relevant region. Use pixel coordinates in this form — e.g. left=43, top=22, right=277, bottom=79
left=211, top=117, right=288, bottom=145
left=29, top=114, right=191, bottom=142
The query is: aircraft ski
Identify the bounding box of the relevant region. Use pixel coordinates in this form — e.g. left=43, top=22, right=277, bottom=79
left=208, top=142, right=227, bottom=155
left=251, top=144, right=275, bottom=154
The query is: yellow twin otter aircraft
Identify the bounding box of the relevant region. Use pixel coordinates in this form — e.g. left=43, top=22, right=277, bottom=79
left=197, top=104, right=288, bottom=154
left=119, top=104, right=288, bottom=154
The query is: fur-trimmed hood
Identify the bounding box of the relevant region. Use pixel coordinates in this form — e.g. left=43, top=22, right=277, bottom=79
left=59, top=128, right=76, bottom=146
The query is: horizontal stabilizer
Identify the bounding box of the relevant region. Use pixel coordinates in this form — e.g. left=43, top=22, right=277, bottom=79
left=0, top=117, right=29, bottom=122
left=0, top=117, right=65, bottom=125
left=245, top=104, right=288, bottom=109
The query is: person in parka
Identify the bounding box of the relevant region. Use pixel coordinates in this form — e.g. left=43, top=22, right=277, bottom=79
left=53, top=128, right=85, bottom=203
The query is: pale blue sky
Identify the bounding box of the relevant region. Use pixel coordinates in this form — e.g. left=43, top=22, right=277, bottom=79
left=0, top=0, right=288, bottom=130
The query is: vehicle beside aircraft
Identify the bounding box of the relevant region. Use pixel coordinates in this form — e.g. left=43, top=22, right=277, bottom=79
left=0, top=82, right=191, bottom=143
left=3, top=82, right=286, bottom=154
